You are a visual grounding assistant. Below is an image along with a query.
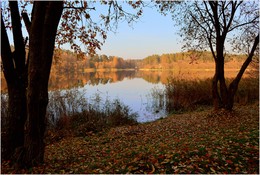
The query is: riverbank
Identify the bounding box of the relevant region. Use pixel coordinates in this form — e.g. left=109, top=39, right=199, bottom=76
left=2, top=102, right=258, bottom=174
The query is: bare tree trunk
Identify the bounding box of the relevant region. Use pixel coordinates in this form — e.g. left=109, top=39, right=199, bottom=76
left=17, top=1, right=63, bottom=168
left=212, top=73, right=221, bottom=110
left=1, top=2, right=27, bottom=160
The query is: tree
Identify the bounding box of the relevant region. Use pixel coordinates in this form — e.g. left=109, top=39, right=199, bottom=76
left=1, top=0, right=144, bottom=168
left=162, top=1, right=259, bottom=110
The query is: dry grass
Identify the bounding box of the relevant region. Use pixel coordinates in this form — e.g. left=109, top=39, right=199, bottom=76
left=165, top=77, right=259, bottom=112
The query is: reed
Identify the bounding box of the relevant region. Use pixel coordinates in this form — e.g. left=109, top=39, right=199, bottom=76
left=165, top=77, right=259, bottom=112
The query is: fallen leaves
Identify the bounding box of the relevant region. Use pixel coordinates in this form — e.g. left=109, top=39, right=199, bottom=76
left=1, top=103, right=259, bottom=174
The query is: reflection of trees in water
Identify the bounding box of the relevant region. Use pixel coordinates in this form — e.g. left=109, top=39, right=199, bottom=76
left=136, top=70, right=174, bottom=84
left=48, top=70, right=138, bottom=90
left=1, top=70, right=174, bottom=92
left=2, top=68, right=241, bottom=93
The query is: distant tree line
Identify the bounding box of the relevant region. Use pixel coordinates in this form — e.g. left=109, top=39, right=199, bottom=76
left=51, top=49, right=247, bottom=72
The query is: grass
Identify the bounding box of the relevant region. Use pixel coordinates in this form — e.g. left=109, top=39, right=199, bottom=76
left=1, top=102, right=259, bottom=174
left=165, top=77, right=259, bottom=112
left=45, top=91, right=138, bottom=144
left=46, top=89, right=138, bottom=131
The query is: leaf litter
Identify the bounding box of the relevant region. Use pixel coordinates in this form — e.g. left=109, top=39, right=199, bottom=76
left=1, top=103, right=259, bottom=174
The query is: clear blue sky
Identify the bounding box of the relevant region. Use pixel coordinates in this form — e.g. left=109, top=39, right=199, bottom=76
left=95, top=6, right=182, bottom=59
left=4, top=1, right=182, bottom=60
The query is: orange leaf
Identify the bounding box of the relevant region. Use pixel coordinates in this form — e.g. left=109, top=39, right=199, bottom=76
left=226, top=159, right=233, bottom=164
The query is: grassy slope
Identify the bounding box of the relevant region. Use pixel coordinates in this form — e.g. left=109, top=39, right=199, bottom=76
left=2, top=103, right=259, bottom=174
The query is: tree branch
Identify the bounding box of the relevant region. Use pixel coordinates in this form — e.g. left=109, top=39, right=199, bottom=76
left=203, top=1, right=215, bottom=27
left=63, top=6, right=95, bottom=10
left=1, top=15, right=15, bottom=84
left=208, top=34, right=217, bottom=61
left=233, top=34, right=259, bottom=84
left=209, top=1, right=221, bottom=38
left=21, top=12, right=31, bottom=34
left=224, top=1, right=240, bottom=35
left=228, top=16, right=259, bottom=32
left=9, top=1, right=26, bottom=71
left=221, top=1, right=227, bottom=29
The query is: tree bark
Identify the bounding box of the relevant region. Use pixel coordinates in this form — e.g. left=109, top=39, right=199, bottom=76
left=212, top=35, right=259, bottom=111
left=1, top=3, right=27, bottom=160
left=225, top=34, right=259, bottom=110
left=17, top=1, right=63, bottom=168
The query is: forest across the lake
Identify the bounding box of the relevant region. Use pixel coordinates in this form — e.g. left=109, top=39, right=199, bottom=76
left=1, top=49, right=257, bottom=92
left=51, top=49, right=253, bottom=71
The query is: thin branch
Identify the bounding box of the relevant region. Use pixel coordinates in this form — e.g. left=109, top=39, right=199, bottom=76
left=195, top=2, right=213, bottom=35
left=63, top=6, right=95, bottom=10
left=190, top=13, right=209, bottom=37
left=203, top=1, right=215, bottom=27
left=208, top=33, right=217, bottom=61
left=221, top=1, right=227, bottom=29
left=189, top=5, right=214, bottom=55
left=228, top=16, right=259, bottom=32
left=21, top=12, right=31, bottom=34
left=224, top=1, right=239, bottom=35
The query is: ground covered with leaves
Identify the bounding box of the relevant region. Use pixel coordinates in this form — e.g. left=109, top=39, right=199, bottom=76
left=2, top=103, right=259, bottom=174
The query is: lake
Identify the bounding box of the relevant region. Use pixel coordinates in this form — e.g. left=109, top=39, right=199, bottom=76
left=44, top=68, right=238, bottom=123
left=1, top=68, right=243, bottom=123
left=48, top=70, right=174, bottom=123
left=46, top=68, right=222, bottom=123
left=80, top=77, right=166, bottom=123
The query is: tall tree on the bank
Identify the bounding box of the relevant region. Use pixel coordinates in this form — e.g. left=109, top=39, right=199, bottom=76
left=159, top=1, right=259, bottom=110
left=1, top=0, right=144, bottom=168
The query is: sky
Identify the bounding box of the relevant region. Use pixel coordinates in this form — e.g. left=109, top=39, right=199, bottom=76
left=95, top=6, right=182, bottom=59
left=3, top=1, right=182, bottom=60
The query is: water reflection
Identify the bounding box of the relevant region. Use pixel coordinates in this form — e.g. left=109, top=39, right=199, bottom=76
left=1, top=69, right=216, bottom=92
left=46, top=77, right=167, bottom=123
left=80, top=77, right=167, bottom=123
left=47, top=70, right=174, bottom=91
left=0, top=69, right=218, bottom=122
left=1, top=70, right=172, bottom=122
left=0, top=70, right=212, bottom=122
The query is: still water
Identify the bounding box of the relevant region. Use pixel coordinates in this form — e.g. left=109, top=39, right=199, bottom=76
left=81, top=77, right=166, bottom=123
left=48, top=70, right=172, bottom=123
